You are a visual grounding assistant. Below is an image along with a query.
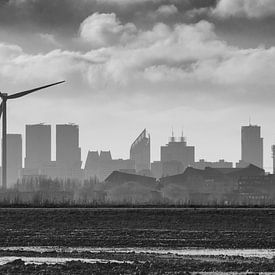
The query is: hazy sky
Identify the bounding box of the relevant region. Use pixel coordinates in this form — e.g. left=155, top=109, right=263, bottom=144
left=1, top=0, right=275, bottom=170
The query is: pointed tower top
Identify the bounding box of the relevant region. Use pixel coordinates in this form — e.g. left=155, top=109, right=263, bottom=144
left=170, top=127, right=175, bottom=142
left=180, top=128, right=185, bottom=142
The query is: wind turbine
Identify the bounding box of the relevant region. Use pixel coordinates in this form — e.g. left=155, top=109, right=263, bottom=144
left=0, top=81, right=65, bottom=190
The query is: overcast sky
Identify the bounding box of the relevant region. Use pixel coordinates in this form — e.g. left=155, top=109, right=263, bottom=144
left=1, top=0, right=275, bottom=170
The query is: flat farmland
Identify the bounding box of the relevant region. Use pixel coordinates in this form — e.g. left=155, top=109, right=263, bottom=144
left=0, top=208, right=273, bottom=248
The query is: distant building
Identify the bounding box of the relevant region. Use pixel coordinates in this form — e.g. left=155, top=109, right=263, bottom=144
left=105, top=171, right=156, bottom=186
left=151, top=161, right=163, bottom=179
left=161, top=134, right=195, bottom=176
left=105, top=171, right=159, bottom=204
left=241, top=124, right=263, bottom=168
left=84, top=151, right=100, bottom=179
left=162, top=160, right=183, bottom=177
left=56, top=124, right=82, bottom=180
left=24, top=124, right=51, bottom=172
left=41, top=161, right=59, bottom=179
left=194, top=159, right=233, bottom=170
left=238, top=174, right=275, bottom=205
left=84, top=150, right=135, bottom=181
left=236, top=160, right=249, bottom=169
left=6, top=134, right=22, bottom=188
left=130, top=129, right=150, bottom=173
left=160, top=164, right=265, bottom=205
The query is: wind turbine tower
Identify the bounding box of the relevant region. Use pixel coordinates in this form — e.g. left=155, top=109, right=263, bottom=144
left=0, top=81, right=65, bottom=190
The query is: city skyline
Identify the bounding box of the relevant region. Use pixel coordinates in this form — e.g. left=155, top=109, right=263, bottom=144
left=6, top=116, right=275, bottom=171
left=2, top=121, right=274, bottom=173
left=1, top=0, right=275, bottom=173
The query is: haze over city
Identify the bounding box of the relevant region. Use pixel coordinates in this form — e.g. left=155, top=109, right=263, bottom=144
left=1, top=0, right=275, bottom=170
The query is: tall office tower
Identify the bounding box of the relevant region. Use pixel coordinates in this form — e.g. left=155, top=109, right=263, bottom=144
left=25, top=124, right=51, bottom=171
left=56, top=124, right=82, bottom=179
left=241, top=125, right=263, bottom=168
left=161, top=134, right=195, bottom=176
left=130, top=129, right=150, bottom=173
left=6, top=134, right=22, bottom=187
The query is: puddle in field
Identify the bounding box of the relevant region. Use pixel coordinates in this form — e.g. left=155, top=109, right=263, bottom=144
left=0, top=256, right=132, bottom=265
left=0, top=246, right=274, bottom=259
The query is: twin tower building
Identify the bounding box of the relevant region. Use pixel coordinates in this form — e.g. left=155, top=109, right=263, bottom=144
left=5, top=124, right=82, bottom=188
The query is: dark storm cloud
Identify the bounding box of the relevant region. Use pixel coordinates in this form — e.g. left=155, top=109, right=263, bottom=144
left=2, top=0, right=275, bottom=48
left=2, top=0, right=275, bottom=51
left=0, top=0, right=216, bottom=35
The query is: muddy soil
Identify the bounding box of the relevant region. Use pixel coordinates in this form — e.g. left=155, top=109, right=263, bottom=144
left=0, top=254, right=274, bottom=275
left=0, top=208, right=274, bottom=274
left=0, top=208, right=274, bottom=248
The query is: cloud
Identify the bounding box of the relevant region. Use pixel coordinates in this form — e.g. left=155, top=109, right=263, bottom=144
left=79, top=20, right=231, bottom=89
left=2, top=14, right=275, bottom=108
left=213, top=0, right=275, bottom=19
left=78, top=17, right=275, bottom=105
left=156, top=4, right=178, bottom=17
left=79, top=13, right=137, bottom=48
left=0, top=0, right=216, bottom=38
left=0, top=44, right=93, bottom=92
left=39, top=33, right=61, bottom=47
left=100, top=0, right=157, bottom=4
left=0, top=43, right=23, bottom=60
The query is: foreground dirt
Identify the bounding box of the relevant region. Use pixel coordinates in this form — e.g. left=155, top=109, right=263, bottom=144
left=0, top=208, right=274, bottom=274
left=0, top=208, right=274, bottom=248
left=0, top=252, right=274, bottom=275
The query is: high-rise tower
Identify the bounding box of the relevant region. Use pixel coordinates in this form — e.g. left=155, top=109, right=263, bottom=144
left=130, top=129, right=150, bottom=173
left=56, top=124, right=82, bottom=179
left=241, top=124, right=263, bottom=168
left=6, top=134, right=22, bottom=187
left=161, top=133, right=195, bottom=176
left=25, top=124, right=51, bottom=171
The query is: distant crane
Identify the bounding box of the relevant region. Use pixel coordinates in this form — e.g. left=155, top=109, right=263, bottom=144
left=0, top=81, right=65, bottom=190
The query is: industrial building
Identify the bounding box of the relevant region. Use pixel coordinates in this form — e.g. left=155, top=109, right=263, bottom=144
left=161, top=134, right=195, bottom=176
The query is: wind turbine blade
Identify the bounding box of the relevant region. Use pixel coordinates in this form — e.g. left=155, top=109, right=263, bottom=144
left=7, top=81, right=65, bottom=99
left=0, top=102, right=2, bottom=119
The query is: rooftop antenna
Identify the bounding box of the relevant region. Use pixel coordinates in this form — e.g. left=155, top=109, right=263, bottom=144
left=0, top=80, right=65, bottom=190
left=180, top=127, right=185, bottom=142
left=170, top=127, right=175, bottom=142
left=249, top=115, right=251, bottom=126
